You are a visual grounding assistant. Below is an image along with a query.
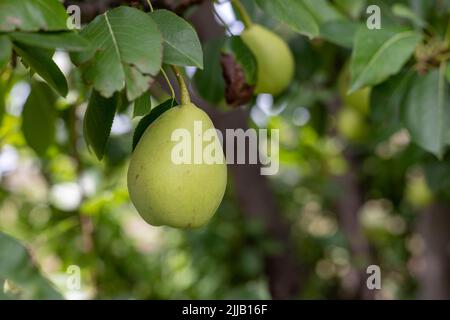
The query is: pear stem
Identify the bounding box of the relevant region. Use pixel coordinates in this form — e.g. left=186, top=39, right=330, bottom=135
left=171, top=66, right=191, bottom=105
left=231, top=0, right=252, bottom=29
left=146, top=0, right=154, bottom=12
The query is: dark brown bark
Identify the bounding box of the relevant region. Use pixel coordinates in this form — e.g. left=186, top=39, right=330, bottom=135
left=327, top=97, right=374, bottom=299
left=417, top=203, right=450, bottom=300
left=156, top=0, right=207, bottom=15
left=334, top=150, right=375, bottom=299
left=213, top=109, right=301, bottom=299
left=64, top=0, right=206, bottom=22
left=64, top=0, right=130, bottom=22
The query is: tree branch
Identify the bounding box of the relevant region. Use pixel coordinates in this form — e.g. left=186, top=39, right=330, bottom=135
left=64, top=0, right=207, bottom=22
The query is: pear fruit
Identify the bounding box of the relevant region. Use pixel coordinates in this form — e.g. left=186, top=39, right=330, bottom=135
left=405, top=175, right=433, bottom=209
left=127, top=103, right=227, bottom=229
left=337, top=107, right=368, bottom=142
left=241, top=24, right=295, bottom=96
left=338, top=63, right=371, bottom=115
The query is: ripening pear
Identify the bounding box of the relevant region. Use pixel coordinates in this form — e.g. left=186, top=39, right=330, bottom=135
left=127, top=103, right=227, bottom=229
left=338, top=63, right=371, bottom=115
left=241, top=24, right=295, bottom=96
left=337, top=107, right=368, bottom=142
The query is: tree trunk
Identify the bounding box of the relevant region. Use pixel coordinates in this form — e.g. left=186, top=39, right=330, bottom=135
left=334, top=151, right=374, bottom=300
left=417, top=203, right=450, bottom=300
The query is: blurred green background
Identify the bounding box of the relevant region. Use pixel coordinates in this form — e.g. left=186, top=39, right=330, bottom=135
left=1, top=0, right=450, bottom=300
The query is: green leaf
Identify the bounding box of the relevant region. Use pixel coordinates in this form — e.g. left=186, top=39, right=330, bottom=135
left=255, top=0, right=319, bottom=38
left=72, top=6, right=163, bottom=101
left=133, top=91, right=152, bottom=118
left=10, top=32, right=92, bottom=52
left=424, top=161, right=450, bottom=193
left=84, top=90, right=119, bottom=160
left=0, top=36, right=12, bottom=71
left=13, top=42, right=68, bottom=97
left=0, top=232, right=62, bottom=299
left=402, top=65, right=450, bottom=157
left=256, top=0, right=344, bottom=35
left=21, top=81, right=57, bottom=156
left=194, top=39, right=225, bottom=104
left=149, top=9, right=203, bottom=69
left=222, top=36, right=257, bottom=85
left=349, top=27, right=422, bottom=93
left=0, top=0, right=68, bottom=32
left=319, top=20, right=360, bottom=48
left=132, top=98, right=176, bottom=151
left=334, top=0, right=367, bottom=19
left=402, top=0, right=435, bottom=24
left=392, top=4, right=427, bottom=28
left=301, top=0, right=345, bottom=24
left=370, top=70, right=414, bottom=137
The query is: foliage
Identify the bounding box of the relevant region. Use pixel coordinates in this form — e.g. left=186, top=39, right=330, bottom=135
left=0, top=0, right=450, bottom=300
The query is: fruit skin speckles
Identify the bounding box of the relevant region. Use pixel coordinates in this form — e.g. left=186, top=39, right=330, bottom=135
left=127, top=103, right=227, bottom=229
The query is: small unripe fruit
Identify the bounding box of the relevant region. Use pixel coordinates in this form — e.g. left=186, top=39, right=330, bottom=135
left=241, top=24, right=295, bottom=96
left=337, top=107, right=368, bottom=142
left=338, top=63, right=371, bottom=115
left=127, top=103, right=227, bottom=229
left=405, top=175, right=433, bottom=209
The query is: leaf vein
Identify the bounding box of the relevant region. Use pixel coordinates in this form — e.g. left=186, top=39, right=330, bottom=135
left=353, top=31, right=417, bottom=90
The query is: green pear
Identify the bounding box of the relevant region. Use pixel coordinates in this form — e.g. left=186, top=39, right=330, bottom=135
left=241, top=24, right=295, bottom=96
left=127, top=103, right=227, bottom=229
left=338, top=63, right=371, bottom=115
left=337, top=107, right=368, bottom=142
left=405, top=175, right=433, bottom=209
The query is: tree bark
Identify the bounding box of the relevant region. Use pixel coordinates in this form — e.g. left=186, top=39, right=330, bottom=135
left=417, top=203, right=450, bottom=300
left=327, top=96, right=374, bottom=299
left=213, top=109, right=302, bottom=299
left=334, top=150, right=375, bottom=299
left=64, top=0, right=206, bottom=22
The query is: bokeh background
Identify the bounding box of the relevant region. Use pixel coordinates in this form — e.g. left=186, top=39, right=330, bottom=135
left=1, top=0, right=450, bottom=300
